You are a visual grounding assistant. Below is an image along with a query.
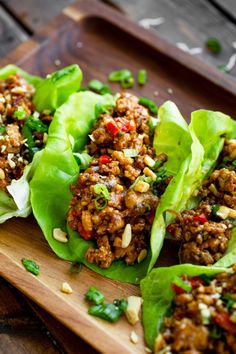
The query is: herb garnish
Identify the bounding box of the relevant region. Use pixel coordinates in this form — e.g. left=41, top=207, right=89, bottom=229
left=138, top=96, right=158, bottom=115
left=137, top=69, right=147, bottom=85
left=21, top=258, right=40, bottom=275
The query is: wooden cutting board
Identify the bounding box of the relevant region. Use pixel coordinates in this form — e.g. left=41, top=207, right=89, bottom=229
left=1, top=0, right=236, bottom=353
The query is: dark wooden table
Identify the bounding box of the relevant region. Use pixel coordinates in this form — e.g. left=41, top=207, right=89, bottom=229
left=1, top=1, right=236, bottom=353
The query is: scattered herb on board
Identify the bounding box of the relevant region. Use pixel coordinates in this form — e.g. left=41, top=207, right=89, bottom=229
left=138, top=96, right=158, bottom=115
left=137, top=69, right=147, bottom=85
left=205, top=37, right=221, bottom=54
left=85, top=286, right=127, bottom=322
left=21, top=258, right=40, bottom=275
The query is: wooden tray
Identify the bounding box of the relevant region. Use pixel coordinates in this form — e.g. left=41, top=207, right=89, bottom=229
left=1, top=0, right=236, bottom=353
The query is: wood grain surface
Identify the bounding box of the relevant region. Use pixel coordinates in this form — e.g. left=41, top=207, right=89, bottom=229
left=1, top=0, right=236, bottom=353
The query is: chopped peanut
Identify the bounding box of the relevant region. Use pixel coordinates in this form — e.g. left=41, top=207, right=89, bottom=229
left=53, top=228, right=68, bottom=243
left=125, top=296, right=143, bottom=325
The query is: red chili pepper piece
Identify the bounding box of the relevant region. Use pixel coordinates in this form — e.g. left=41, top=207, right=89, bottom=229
left=99, top=155, right=112, bottom=164
left=193, top=214, right=207, bottom=223
left=213, top=312, right=236, bottom=334
left=167, top=223, right=175, bottom=235
left=188, top=276, right=202, bottom=289
left=106, top=120, right=120, bottom=137
left=115, top=118, right=136, bottom=132
left=78, top=223, right=93, bottom=240
left=171, top=283, right=186, bottom=295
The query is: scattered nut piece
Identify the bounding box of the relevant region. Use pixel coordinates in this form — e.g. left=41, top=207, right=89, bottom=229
left=61, top=282, right=73, bottom=294
left=143, top=167, right=156, bottom=181
left=137, top=249, right=148, bottom=263
left=125, top=296, right=143, bottom=325
left=53, top=228, right=68, bottom=243
left=144, top=155, right=155, bottom=167
left=130, top=330, right=139, bottom=344
left=134, top=180, right=150, bottom=193
left=121, top=224, right=132, bottom=248
left=0, top=168, right=5, bottom=180
left=154, top=334, right=166, bottom=353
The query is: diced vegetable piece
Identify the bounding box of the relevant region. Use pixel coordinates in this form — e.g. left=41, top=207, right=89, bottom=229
left=143, top=167, right=157, bottom=181
left=171, top=276, right=192, bottom=293
left=125, top=296, right=143, bottom=325
left=88, top=79, right=111, bottom=95
left=121, top=77, right=134, bottom=89
left=106, top=120, right=120, bottom=137
left=88, top=299, right=127, bottom=322
left=213, top=312, right=236, bottom=334
left=13, top=106, right=26, bottom=120
left=99, top=154, right=112, bottom=164
left=144, top=155, right=155, bottom=168
left=86, top=286, right=105, bottom=305
left=21, top=258, right=40, bottom=276
left=137, top=69, right=147, bottom=85
left=193, top=214, right=207, bottom=223
left=139, top=96, right=158, bottom=115
left=205, top=37, right=221, bottom=54
left=133, top=180, right=150, bottom=193
left=123, top=149, right=138, bottom=157
left=108, top=69, right=132, bottom=82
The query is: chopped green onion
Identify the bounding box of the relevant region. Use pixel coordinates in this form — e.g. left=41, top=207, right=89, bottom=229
left=94, top=184, right=110, bottom=200
left=172, top=276, right=192, bottom=293
left=218, top=64, right=228, bottom=73
left=200, top=274, right=213, bottom=285
left=123, top=149, right=138, bottom=157
left=70, top=262, right=82, bottom=273
left=139, top=96, right=158, bottom=115
left=119, top=131, right=125, bottom=136
left=232, top=160, right=236, bottom=166
left=0, top=125, right=6, bottom=134
left=121, top=77, right=134, bottom=89
left=21, top=258, right=40, bottom=276
left=108, top=69, right=132, bottom=82
left=148, top=116, right=158, bottom=134
left=25, top=115, right=48, bottom=133
left=205, top=37, right=221, bottom=54
left=86, top=286, right=105, bottom=305
left=210, top=324, right=223, bottom=339
left=88, top=79, right=111, bottom=95
left=137, top=69, right=147, bottom=85
left=152, top=160, right=163, bottom=171
left=88, top=299, right=127, bottom=322
left=211, top=204, right=220, bottom=218
left=13, top=106, right=26, bottom=120
left=221, top=293, right=236, bottom=310
left=95, top=196, right=108, bottom=210
left=22, top=124, right=36, bottom=158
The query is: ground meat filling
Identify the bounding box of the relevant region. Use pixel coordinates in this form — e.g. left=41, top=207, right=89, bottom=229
left=155, top=264, right=236, bottom=354
left=0, top=74, right=52, bottom=190
left=67, top=93, right=169, bottom=268
left=167, top=139, right=236, bottom=265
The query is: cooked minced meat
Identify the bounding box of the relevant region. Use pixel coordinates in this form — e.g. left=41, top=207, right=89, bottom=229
left=67, top=93, right=170, bottom=268
left=167, top=140, right=236, bottom=265
left=155, top=264, right=236, bottom=354
left=0, top=74, right=52, bottom=190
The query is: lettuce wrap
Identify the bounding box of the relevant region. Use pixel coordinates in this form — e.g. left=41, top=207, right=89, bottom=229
left=30, top=95, right=208, bottom=283
left=140, top=263, right=231, bottom=350
left=149, top=110, right=236, bottom=270
left=0, top=64, right=82, bottom=223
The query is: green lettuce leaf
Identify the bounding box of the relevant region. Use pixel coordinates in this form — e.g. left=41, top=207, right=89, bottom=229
left=0, top=64, right=82, bottom=223
left=33, top=64, right=82, bottom=112
left=141, top=264, right=230, bottom=349
left=31, top=99, right=199, bottom=283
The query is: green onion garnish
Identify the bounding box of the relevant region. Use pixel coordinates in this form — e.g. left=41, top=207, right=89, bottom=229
left=221, top=293, right=236, bottom=310
left=139, top=96, right=158, bottom=115
left=123, top=149, right=138, bottom=157
left=88, top=79, right=111, bottom=95
left=13, top=106, right=27, bottom=120
left=94, top=184, right=110, bottom=210
left=25, top=115, right=48, bottom=133
left=108, top=69, right=132, bottom=82
left=95, top=196, right=108, bottom=210
left=21, top=258, right=40, bottom=276
left=205, top=37, right=221, bottom=54
left=121, top=77, right=134, bottom=89
left=0, top=125, right=6, bottom=134
left=86, top=286, right=105, bottom=305
left=88, top=299, right=128, bottom=322
left=172, top=276, right=192, bottom=293
left=211, top=204, right=220, bottom=218
left=232, top=160, right=236, bottom=166
left=137, top=69, right=147, bottom=85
